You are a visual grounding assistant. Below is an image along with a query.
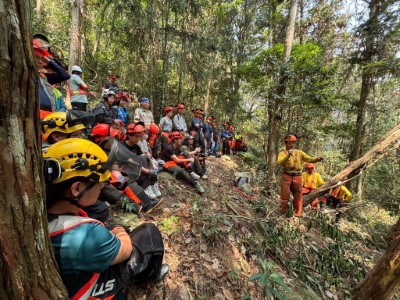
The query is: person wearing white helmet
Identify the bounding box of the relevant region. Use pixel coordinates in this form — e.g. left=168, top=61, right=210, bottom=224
left=69, top=65, right=89, bottom=111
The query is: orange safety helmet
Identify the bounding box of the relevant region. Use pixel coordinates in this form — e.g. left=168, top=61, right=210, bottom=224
left=150, top=123, right=159, bottom=135
left=127, top=122, right=145, bottom=135
left=90, top=124, right=123, bottom=144
left=164, top=106, right=174, bottom=114
left=283, top=134, right=297, bottom=142
left=305, top=163, right=315, bottom=169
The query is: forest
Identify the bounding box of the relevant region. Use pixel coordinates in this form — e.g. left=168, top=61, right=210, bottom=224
left=0, top=0, right=400, bottom=299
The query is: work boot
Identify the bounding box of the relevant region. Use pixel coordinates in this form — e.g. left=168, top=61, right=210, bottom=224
left=142, top=198, right=164, bottom=213
left=195, top=182, right=205, bottom=194
left=154, top=264, right=170, bottom=283
left=144, top=185, right=157, bottom=199
left=190, top=172, right=200, bottom=180
left=151, top=183, right=162, bottom=197
left=201, top=174, right=208, bottom=180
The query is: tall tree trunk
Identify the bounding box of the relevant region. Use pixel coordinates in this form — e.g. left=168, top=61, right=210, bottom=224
left=69, top=0, right=84, bottom=69
left=353, top=224, right=400, bottom=300
left=266, top=0, right=298, bottom=183
left=36, top=0, right=42, bottom=19
left=348, top=0, right=378, bottom=192
left=0, top=0, right=66, bottom=298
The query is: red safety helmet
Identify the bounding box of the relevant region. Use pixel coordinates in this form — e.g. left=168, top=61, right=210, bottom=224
left=169, top=131, right=184, bottom=141
left=150, top=123, right=159, bottom=135
left=212, top=122, right=217, bottom=127
left=283, top=134, right=297, bottom=142
left=229, top=125, right=235, bottom=131
left=127, top=122, right=145, bottom=135
left=206, top=116, right=212, bottom=121
left=90, top=124, right=123, bottom=144
left=305, top=163, right=315, bottom=169
left=109, top=73, right=119, bottom=79
left=223, top=122, right=228, bottom=127
left=164, top=106, right=174, bottom=114
left=176, top=103, right=185, bottom=109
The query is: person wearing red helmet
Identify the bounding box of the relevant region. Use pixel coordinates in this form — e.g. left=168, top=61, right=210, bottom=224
left=277, top=134, right=324, bottom=217
left=104, top=72, right=120, bottom=91
left=302, top=163, right=325, bottom=209
left=123, top=122, right=164, bottom=201
left=34, top=35, right=70, bottom=113
left=91, top=123, right=163, bottom=214
left=173, top=103, right=188, bottom=133
left=161, top=132, right=205, bottom=194
left=159, top=106, right=175, bottom=151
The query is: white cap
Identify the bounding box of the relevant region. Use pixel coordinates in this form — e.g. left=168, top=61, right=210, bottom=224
left=72, top=65, right=82, bottom=73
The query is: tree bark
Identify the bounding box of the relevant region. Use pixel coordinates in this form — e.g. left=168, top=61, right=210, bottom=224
left=69, top=0, right=84, bottom=69
left=0, top=0, right=66, bottom=298
left=303, top=122, right=400, bottom=206
left=353, top=226, right=400, bottom=300
left=266, top=0, right=298, bottom=183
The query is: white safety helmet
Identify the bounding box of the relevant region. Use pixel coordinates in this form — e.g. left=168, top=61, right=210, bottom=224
left=102, top=89, right=116, bottom=99
left=72, top=65, right=83, bottom=73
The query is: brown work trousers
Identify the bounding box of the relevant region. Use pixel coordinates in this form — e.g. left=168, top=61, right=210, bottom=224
left=280, top=173, right=303, bottom=216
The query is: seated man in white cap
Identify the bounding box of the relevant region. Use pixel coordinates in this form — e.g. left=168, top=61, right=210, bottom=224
left=69, top=65, right=89, bottom=111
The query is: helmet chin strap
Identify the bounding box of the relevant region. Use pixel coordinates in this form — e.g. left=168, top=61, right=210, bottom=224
left=68, top=181, right=98, bottom=208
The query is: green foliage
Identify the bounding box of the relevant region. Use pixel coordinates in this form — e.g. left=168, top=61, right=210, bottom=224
left=249, top=258, right=291, bottom=300
left=161, top=216, right=180, bottom=235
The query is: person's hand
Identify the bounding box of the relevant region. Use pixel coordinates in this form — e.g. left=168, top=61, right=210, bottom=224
left=147, top=169, right=157, bottom=177
left=195, top=147, right=201, bottom=153
left=188, top=158, right=195, bottom=163
left=288, top=149, right=294, bottom=156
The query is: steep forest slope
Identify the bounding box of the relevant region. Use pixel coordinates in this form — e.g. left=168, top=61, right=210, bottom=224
left=111, top=155, right=396, bottom=300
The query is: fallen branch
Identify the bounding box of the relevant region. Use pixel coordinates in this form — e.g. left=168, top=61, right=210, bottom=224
left=304, top=123, right=400, bottom=207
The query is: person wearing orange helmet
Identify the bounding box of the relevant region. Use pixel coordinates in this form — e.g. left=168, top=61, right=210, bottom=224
left=173, top=103, right=188, bottom=132
left=91, top=123, right=163, bottom=214
left=161, top=131, right=205, bottom=194
left=302, top=163, right=325, bottom=209
left=277, top=134, right=324, bottom=217
left=123, top=122, right=164, bottom=202
left=159, top=106, right=175, bottom=151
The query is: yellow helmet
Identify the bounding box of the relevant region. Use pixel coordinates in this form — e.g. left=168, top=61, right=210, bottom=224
left=42, top=112, right=86, bottom=138
left=43, top=138, right=110, bottom=184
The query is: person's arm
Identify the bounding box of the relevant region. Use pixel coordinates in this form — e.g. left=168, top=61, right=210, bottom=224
left=45, top=59, right=71, bottom=84
left=159, top=118, right=165, bottom=132
left=109, top=226, right=133, bottom=264
left=171, top=154, right=194, bottom=164
left=301, top=151, right=324, bottom=163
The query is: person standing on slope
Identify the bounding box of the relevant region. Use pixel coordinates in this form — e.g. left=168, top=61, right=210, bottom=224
left=277, top=134, right=323, bottom=217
